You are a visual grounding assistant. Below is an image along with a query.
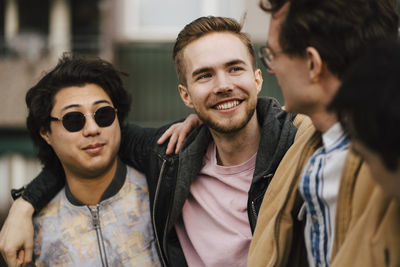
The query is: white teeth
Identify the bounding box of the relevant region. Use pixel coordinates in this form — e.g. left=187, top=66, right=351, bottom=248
left=215, top=100, right=240, bottom=110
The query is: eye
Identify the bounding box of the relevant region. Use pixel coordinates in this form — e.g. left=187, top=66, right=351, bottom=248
left=230, top=66, right=244, bottom=73
left=196, top=73, right=212, bottom=81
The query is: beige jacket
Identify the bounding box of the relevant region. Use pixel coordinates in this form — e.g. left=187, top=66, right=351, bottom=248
left=248, top=115, right=400, bottom=267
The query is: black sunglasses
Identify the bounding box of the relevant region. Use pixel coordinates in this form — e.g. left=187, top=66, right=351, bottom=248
left=50, top=106, right=118, bottom=132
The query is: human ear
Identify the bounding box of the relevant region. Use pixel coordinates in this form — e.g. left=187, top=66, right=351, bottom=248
left=178, top=84, right=194, bottom=109
left=254, top=69, right=263, bottom=95
left=40, top=127, right=52, bottom=145
left=306, top=47, right=322, bottom=82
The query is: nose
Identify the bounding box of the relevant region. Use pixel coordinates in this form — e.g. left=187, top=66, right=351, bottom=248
left=214, top=72, right=233, bottom=93
left=82, top=115, right=100, bottom=137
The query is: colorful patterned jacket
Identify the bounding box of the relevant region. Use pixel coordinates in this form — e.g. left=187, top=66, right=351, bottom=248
left=33, top=160, right=161, bottom=267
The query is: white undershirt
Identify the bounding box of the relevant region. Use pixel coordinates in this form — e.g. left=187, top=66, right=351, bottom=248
left=299, top=122, right=350, bottom=267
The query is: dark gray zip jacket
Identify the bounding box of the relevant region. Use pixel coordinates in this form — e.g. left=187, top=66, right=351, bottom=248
left=19, top=97, right=297, bottom=267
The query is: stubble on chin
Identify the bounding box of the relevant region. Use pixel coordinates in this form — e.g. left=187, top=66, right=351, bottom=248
left=202, top=107, right=256, bottom=134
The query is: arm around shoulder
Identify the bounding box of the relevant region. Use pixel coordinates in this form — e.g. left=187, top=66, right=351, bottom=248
left=22, top=167, right=65, bottom=212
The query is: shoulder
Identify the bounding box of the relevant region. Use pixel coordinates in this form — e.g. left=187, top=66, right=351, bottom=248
left=333, top=175, right=400, bottom=266
left=125, top=165, right=147, bottom=185
left=179, top=123, right=212, bottom=154
left=292, top=115, right=313, bottom=139
left=256, top=97, right=297, bottom=129
left=256, top=96, right=284, bottom=115
left=34, top=189, right=65, bottom=217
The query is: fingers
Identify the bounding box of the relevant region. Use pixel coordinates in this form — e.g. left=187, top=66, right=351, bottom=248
left=0, top=237, right=29, bottom=267
left=157, top=123, right=183, bottom=155
left=23, top=242, right=33, bottom=266
left=166, top=128, right=179, bottom=155
left=0, top=227, right=17, bottom=267
left=173, top=122, right=194, bottom=154
left=17, top=249, right=24, bottom=267
left=2, top=247, right=17, bottom=267
left=157, top=130, right=170, bottom=145
left=0, top=198, right=35, bottom=267
left=166, top=122, right=191, bottom=155
left=158, top=124, right=180, bottom=155
left=157, top=124, right=177, bottom=146
left=174, top=134, right=186, bottom=154
left=157, top=114, right=202, bottom=154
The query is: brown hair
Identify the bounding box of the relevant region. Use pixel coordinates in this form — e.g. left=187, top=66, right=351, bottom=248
left=173, top=16, right=257, bottom=86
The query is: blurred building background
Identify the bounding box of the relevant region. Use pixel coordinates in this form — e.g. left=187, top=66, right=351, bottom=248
left=0, top=0, right=399, bottom=265
left=0, top=1, right=281, bottom=263
left=10, top=0, right=400, bottom=265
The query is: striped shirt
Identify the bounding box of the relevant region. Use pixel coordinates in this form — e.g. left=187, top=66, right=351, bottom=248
left=299, top=123, right=350, bottom=267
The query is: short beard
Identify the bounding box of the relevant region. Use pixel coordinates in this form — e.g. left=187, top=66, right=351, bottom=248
left=202, top=107, right=256, bottom=134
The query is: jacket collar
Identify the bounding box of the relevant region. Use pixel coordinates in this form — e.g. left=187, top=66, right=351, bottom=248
left=253, top=97, right=297, bottom=181
left=167, top=96, right=297, bottom=231
left=65, top=158, right=127, bottom=206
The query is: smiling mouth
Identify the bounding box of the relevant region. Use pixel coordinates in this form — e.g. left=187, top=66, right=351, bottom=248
left=214, top=100, right=241, bottom=110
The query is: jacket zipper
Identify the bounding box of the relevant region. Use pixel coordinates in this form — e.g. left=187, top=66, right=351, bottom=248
left=88, top=205, right=109, bottom=267
left=251, top=200, right=257, bottom=227
left=249, top=173, right=273, bottom=231
left=152, top=158, right=168, bottom=267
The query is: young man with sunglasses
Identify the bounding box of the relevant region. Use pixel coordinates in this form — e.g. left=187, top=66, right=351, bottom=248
left=16, top=53, right=161, bottom=266
left=0, top=17, right=300, bottom=267
left=249, top=0, right=400, bottom=266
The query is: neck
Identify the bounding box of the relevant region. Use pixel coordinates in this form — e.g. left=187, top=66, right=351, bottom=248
left=209, top=113, right=261, bottom=166
left=308, top=72, right=341, bottom=133
left=309, top=110, right=338, bottom=133
left=64, top=158, right=118, bottom=205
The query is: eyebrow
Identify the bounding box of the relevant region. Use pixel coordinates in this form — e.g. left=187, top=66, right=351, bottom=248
left=225, top=59, right=246, bottom=67
left=191, top=67, right=212, bottom=78
left=191, top=59, right=247, bottom=78
left=61, top=99, right=111, bottom=111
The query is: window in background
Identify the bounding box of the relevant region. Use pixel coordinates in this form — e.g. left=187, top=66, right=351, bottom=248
left=117, top=0, right=246, bottom=41
left=6, top=0, right=49, bottom=60
left=398, top=0, right=400, bottom=14
left=0, top=0, right=5, bottom=55
left=18, top=0, right=49, bottom=35
left=0, top=0, right=4, bottom=36
left=71, top=0, right=101, bottom=55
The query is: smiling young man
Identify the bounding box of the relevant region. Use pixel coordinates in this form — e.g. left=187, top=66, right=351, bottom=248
left=121, top=17, right=299, bottom=266
left=0, top=17, right=299, bottom=267
left=249, top=0, right=400, bottom=266
left=16, top=54, right=160, bottom=266
left=176, top=29, right=263, bottom=165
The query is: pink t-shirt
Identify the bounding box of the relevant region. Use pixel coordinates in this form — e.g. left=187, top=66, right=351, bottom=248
left=175, top=142, right=256, bottom=267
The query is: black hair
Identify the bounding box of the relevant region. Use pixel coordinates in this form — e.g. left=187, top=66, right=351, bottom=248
left=263, top=0, right=399, bottom=79
left=329, top=40, right=400, bottom=170
left=26, top=53, right=131, bottom=168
